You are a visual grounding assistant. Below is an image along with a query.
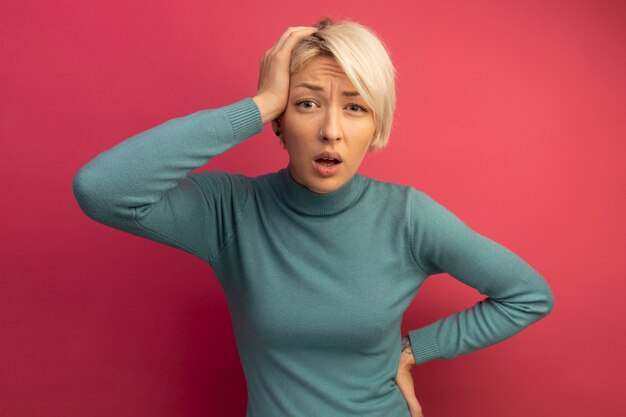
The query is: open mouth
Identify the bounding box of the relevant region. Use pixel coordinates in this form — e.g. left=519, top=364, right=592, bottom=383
left=315, top=158, right=342, bottom=167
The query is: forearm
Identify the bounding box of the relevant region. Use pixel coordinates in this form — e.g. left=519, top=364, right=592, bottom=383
left=252, top=94, right=284, bottom=125
left=407, top=188, right=555, bottom=366
left=408, top=278, right=553, bottom=366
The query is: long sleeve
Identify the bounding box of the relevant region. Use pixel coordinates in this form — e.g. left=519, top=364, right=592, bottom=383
left=406, top=188, right=555, bottom=365
left=72, top=97, right=263, bottom=264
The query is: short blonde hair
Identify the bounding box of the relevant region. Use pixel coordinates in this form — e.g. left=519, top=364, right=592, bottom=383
left=290, top=17, right=397, bottom=151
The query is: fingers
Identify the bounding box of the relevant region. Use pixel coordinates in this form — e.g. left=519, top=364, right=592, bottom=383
left=396, top=354, right=424, bottom=417
left=258, top=26, right=317, bottom=86
left=269, top=26, right=317, bottom=55
left=259, top=26, right=314, bottom=68
left=396, top=371, right=420, bottom=409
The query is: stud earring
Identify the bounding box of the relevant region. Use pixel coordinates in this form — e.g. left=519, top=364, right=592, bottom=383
left=275, top=130, right=281, bottom=136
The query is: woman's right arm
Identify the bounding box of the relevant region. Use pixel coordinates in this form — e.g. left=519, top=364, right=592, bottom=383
left=72, top=98, right=263, bottom=263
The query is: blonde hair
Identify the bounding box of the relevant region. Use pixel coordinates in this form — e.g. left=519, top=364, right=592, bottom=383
left=290, top=17, right=397, bottom=151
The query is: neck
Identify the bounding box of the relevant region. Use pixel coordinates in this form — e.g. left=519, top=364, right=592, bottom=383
left=276, top=167, right=365, bottom=216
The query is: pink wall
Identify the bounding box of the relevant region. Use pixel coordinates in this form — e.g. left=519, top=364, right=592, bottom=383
left=2, top=1, right=624, bottom=416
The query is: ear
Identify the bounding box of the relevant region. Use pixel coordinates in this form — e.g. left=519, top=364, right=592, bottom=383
left=367, top=135, right=376, bottom=153
left=271, top=117, right=286, bottom=149
left=271, top=117, right=282, bottom=135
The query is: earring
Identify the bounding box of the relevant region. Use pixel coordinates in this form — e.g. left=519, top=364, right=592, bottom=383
left=275, top=130, right=281, bottom=136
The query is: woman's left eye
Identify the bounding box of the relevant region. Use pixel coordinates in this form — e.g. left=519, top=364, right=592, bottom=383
left=347, top=104, right=368, bottom=112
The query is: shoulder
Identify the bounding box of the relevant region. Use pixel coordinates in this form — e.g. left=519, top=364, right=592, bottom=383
left=358, top=174, right=457, bottom=229
left=357, top=173, right=433, bottom=203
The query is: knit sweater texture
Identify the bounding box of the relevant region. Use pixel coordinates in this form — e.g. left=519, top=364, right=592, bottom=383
left=72, top=97, right=554, bottom=417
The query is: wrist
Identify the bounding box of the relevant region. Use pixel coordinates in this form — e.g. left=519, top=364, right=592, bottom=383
left=252, top=94, right=284, bottom=125
left=400, top=335, right=416, bottom=367
left=401, top=335, right=412, bottom=353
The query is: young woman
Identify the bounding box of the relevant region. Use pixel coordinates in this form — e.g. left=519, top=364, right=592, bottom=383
left=73, top=18, right=554, bottom=417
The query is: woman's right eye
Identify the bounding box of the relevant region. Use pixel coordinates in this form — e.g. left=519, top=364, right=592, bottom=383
left=295, top=100, right=317, bottom=110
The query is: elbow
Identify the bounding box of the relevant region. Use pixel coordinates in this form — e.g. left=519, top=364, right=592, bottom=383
left=538, top=283, right=555, bottom=317
left=72, top=165, right=108, bottom=222
left=523, top=269, right=555, bottom=319
left=500, top=277, right=555, bottom=326
left=526, top=277, right=555, bottom=320
left=73, top=167, right=90, bottom=208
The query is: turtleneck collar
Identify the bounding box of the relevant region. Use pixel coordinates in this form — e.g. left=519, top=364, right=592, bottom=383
left=275, top=166, right=365, bottom=216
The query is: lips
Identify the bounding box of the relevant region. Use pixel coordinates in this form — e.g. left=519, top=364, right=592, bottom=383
left=313, top=151, right=343, bottom=165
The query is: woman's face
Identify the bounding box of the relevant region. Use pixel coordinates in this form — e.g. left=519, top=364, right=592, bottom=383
left=275, top=56, right=376, bottom=194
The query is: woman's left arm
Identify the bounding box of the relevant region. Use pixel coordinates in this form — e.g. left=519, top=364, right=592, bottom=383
left=405, top=188, right=555, bottom=366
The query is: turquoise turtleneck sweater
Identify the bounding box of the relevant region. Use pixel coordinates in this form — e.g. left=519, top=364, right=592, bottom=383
left=72, top=97, right=554, bottom=417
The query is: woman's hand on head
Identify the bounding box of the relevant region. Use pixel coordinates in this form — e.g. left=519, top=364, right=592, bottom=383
left=395, top=336, right=425, bottom=417
left=253, top=26, right=317, bottom=125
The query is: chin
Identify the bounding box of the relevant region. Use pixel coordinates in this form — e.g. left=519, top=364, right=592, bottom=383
left=306, top=177, right=344, bottom=194
left=289, top=163, right=348, bottom=194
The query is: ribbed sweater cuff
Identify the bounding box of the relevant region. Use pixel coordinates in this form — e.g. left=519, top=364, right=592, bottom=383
left=408, top=323, right=444, bottom=365
left=223, top=97, right=263, bottom=143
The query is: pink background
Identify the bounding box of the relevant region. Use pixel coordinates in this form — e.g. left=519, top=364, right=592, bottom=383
left=2, top=1, right=624, bottom=416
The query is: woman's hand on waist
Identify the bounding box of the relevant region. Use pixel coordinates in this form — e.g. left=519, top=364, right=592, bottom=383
left=396, top=335, right=425, bottom=417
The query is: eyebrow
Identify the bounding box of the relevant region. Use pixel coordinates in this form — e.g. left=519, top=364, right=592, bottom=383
left=294, top=82, right=361, bottom=97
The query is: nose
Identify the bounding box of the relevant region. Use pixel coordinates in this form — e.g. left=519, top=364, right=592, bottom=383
left=319, top=107, right=342, bottom=142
